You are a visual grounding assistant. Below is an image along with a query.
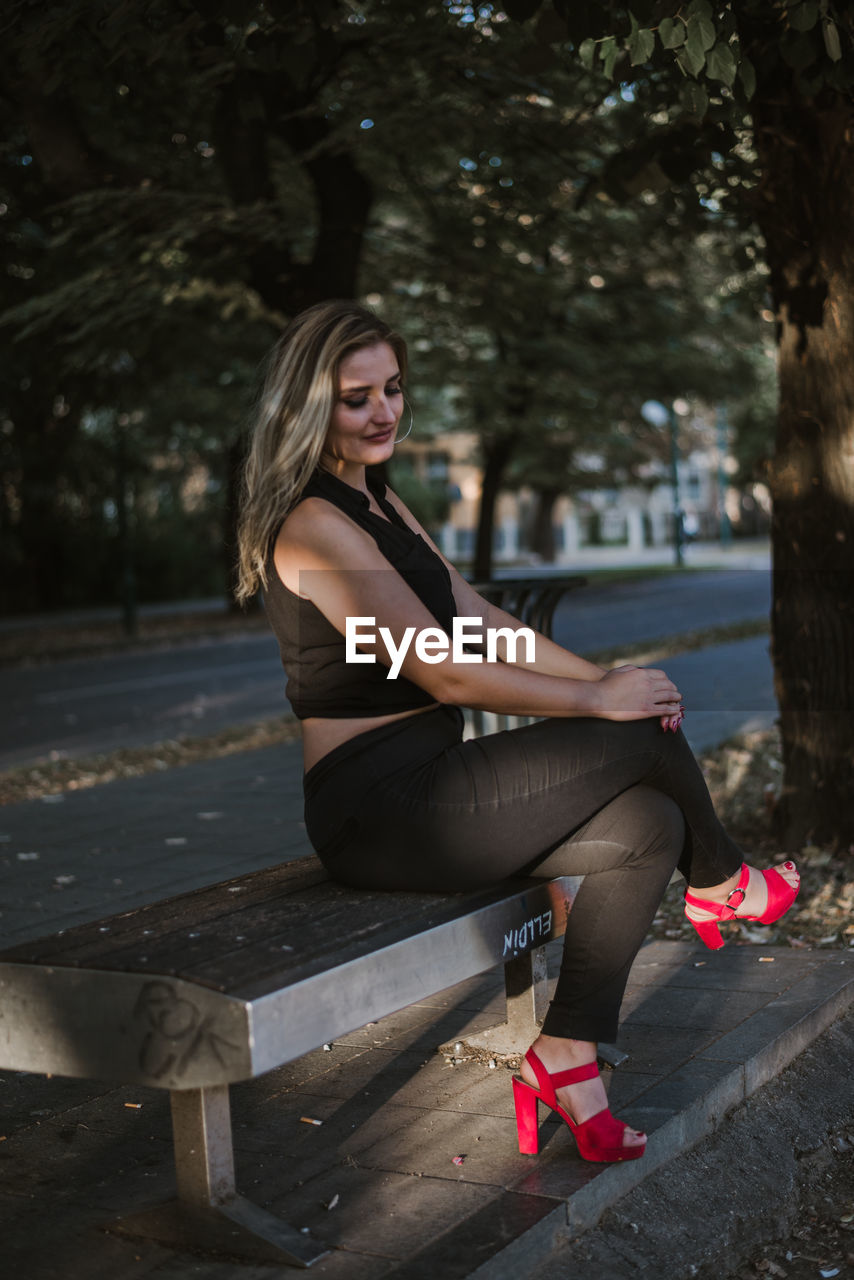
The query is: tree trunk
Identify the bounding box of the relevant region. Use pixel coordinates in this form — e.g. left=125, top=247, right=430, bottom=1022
left=474, top=435, right=516, bottom=580
left=750, top=86, right=854, bottom=852
left=212, top=68, right=374, bottom=602
left=14, top=396, right=79, bottom=611
left=223, top=434, right=246, bottom=614
left=531, top=487, right=560, bottom=561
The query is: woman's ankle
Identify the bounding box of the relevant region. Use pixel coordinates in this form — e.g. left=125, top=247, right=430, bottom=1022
left=530, top=1033, right=597, bottom=1063
left=686, top=865, right=744, bottom=903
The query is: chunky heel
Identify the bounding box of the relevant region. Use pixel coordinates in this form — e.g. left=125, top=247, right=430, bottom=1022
left=692, top=918, right=725, bottom=950
left=513, top=1049, right=645, bottom=1164
left=685, top=862, right=800, bottom=951
left=512, top=1076, right=540, bottom=1155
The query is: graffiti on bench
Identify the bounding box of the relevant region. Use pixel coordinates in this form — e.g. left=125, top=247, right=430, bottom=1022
left=134, top=980, right=242, bottom=1081
left=503, top=909, right=553, bottom=958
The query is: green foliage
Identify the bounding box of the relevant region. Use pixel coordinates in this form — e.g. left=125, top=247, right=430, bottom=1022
left=658, top=17, right=686, bottom=50
left=628, top=14, right=655, bottom=65
left=385, top=464, right=451, bottom=533
left=569, top=1, right=852, bottom=113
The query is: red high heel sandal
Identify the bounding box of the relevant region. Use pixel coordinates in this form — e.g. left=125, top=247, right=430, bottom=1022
left=684, top=861, right=800, bottom=951
left=512, top=1047, right=646, bottom=1163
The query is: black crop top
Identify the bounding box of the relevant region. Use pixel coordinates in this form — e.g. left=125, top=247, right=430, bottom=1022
left=263, top=467, right=458, bottom=719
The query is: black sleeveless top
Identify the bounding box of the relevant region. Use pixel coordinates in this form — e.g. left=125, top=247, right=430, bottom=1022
left=263, top=468, right=457, bottom=719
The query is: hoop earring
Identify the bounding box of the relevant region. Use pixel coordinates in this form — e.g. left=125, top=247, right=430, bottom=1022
left=394, top=400, right=414, bottom=443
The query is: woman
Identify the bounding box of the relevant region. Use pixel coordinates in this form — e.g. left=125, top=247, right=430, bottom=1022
left=236, top=300, right=799, bottom=1164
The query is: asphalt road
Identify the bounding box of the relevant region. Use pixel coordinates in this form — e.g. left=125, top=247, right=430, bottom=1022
left=0, top=632, right=287, bottom=771
left=552, top=565, right=771, bottom=653
left=0, top=569, right=774, bottom=771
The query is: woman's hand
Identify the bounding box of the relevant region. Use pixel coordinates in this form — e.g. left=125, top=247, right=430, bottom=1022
left=660, top=706, right=686, bottom=733
left=595, top=665, right=683, bottom=723
left=601, top=664, right=686, bottom=731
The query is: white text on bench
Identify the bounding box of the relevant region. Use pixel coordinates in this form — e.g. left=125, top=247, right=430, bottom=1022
left=345, top=616, right=537, bottom=679
left=503, top=910, right=553, bottom=956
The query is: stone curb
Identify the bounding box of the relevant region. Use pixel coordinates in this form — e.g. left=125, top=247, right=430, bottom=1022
left=464, top=954, right=854, bottom=1280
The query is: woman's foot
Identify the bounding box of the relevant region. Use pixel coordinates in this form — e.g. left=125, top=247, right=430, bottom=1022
left=519, top=1034, right=645, bottom=1152
left=685, top=861, right=799, bottom=923
left=684, top=861, right=800, bottom=949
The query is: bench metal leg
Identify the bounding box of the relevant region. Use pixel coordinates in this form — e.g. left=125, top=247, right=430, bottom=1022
left=440, top=946, right=629, bottom=1068
left=442, top=946, right=550, bottom=1058
left=172, top=1083, right=236, bottom=1205
left=107, top=1085, right=329, bottom=1268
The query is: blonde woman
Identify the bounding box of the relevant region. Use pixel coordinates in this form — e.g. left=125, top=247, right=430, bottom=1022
left=237, top=300, right=799, bottom=1164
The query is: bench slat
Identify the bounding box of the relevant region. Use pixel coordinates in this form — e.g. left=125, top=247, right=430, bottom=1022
left=0, top=857, right=328, bottom=968
left=0, top=870, right=557, bottom=1000
left=30, top=882, right=455, bottom=993
left=193, top=881, right=547, bottom=998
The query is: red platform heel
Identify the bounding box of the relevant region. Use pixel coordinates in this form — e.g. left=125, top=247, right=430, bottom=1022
left=684, top=861, right=800, bottom=950
left=512, top=1048, right=646, bottom=1163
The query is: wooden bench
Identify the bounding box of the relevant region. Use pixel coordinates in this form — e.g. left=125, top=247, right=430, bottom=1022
left=0, top=856, right=588, bottom=1268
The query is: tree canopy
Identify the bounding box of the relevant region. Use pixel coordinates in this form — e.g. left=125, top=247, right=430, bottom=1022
left=1, top=0, right=767, bottom=602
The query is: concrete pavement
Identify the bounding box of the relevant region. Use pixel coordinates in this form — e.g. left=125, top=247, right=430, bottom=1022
left=551, top=536, right=770, bottom=572
left=0, top=740, right=309, bottom=946
left=1, top=933, right=849, bottom=1280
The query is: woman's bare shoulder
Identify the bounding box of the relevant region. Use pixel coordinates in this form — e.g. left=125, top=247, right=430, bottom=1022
left=273, top=495, right=386, bottom=594
left=277, top=494, right=345, bottom=546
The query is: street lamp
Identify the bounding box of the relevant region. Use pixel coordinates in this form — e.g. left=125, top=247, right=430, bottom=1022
left=641, top=399, right=684, bottom=567
left=716, top=403, right=733, bottom=550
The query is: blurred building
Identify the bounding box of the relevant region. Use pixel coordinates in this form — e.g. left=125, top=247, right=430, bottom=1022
left=394, top=423, right=770, bottom=566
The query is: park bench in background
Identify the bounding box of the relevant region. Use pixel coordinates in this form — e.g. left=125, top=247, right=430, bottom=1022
left=466, top=574, right=587, bottom=736
left=469, top=574, right=587, bottom=639
left=0, top=573, right=593, bottom=1268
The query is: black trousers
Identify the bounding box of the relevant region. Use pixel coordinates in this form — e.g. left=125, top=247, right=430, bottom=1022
left=303, top=705, right=743, bottom=1043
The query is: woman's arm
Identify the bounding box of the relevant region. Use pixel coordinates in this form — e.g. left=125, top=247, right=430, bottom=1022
left=382, top=487, right=606, bottom=681
left=275, top=500, right=682, bottom=723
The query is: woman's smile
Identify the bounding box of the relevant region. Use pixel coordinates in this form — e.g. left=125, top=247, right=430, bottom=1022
left=322, top=341, right=404, bottom=472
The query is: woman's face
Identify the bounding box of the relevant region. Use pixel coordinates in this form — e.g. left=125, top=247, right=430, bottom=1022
left=322, top=342, right=404, bottom=471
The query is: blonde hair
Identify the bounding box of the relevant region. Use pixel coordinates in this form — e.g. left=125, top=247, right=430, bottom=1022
left=236, top=300, right=408, bottom=602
